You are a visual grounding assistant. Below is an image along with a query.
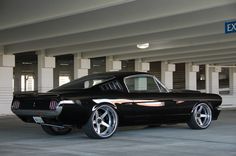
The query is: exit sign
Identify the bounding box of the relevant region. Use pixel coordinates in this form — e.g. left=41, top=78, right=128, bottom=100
left=225, top=21, right=236, bottom=34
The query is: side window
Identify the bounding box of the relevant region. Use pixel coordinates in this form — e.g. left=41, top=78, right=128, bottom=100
left=125, top=76, right=160, bottom=93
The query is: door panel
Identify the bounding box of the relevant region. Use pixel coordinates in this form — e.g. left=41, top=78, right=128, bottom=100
left=130, top=93, right=176, bottom=124
left=123, top=75, right=172, bottom=124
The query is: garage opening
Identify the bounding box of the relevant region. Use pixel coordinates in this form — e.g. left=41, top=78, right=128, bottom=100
left=14, top=52, right=38, bottom=92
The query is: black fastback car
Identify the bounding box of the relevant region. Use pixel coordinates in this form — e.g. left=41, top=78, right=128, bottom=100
left=12, top=72, right=222, bottom=139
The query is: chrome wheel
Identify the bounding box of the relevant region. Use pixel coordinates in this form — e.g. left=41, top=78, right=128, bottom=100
left=194, top=104, right=212, bottom=128
left=187, top=103, right=212, bottom=129
left=83, top=104, right=118, bottom=139
left=92, top=105, right=118, bottom=138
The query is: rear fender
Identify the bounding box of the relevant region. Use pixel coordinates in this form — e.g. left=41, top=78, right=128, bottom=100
left=92, top=102, right=118, bottom=112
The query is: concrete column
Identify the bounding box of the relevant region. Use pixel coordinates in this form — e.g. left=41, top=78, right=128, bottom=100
left=134, top=58, right=150, bottom=72
left=205, top=64, right=210, bottom=93
left=53, top=64, right=60, bottom=88
left=0, top=46, right=3, bottom=54
left=229, top=68, right=236, bottom=95
left=0, top=53, right=15, bottom=115
left=74, top=53, right=90, bottom=79
left=185, top=63, right=199, bottom=90
left=209, top=66, right=221, bottom=94
left=38, top=51, right=55, bottom=93
left=161, top=61, right=175, bottom=89
left=106, top=56, right=121, bottom=72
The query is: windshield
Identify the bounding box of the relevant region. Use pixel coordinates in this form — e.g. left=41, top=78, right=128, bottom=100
left=50, top=75, right=114, bottom=92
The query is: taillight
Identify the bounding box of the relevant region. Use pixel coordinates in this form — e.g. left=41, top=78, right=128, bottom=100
left=49, top=100, right=58, bottom=110
left=12, top=100, right=20, bottom=110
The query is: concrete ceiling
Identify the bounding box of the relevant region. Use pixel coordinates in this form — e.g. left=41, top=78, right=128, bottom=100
left=1, top=0, right=236, bottom=65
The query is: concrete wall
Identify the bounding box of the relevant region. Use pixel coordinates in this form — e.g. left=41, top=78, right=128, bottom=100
left=0, top=55, right=15, bottom=115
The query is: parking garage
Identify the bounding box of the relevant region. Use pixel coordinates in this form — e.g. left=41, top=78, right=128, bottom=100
left=1, top=0, right=236, bottom=115
left=0, top=0, right=236, bottom=155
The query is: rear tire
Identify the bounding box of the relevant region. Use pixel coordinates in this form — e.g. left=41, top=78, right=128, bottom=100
left=83, top=104, right=118, bottom=139
left=187, top=103, right=212, bottom=129
left=41, top=125, right=72, bottom=135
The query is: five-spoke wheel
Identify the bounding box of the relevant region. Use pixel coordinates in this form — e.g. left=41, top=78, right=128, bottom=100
left=187, top=103, right=212, bottom=129
left=83, top=104, right=118, bottom=139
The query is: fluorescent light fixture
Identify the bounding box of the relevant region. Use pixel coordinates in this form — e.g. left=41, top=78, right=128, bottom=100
left=137, top=43, right=149, bottom=49
left=22, top=62, right=32, bottom=65
left=60, top=63, right=69, bottom=66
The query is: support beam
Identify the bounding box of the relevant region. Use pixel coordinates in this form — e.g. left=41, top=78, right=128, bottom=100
left=74, top=53, right=90, bottom=79
left=2, top=2, right=236, bottom=46
left=38, top=50, right=55, bottom=92
left=0, top=46, right=4, bottom=54
left=0, top=53, right=15, bottom=115
left=161, top=62, right=175, bottom=89
left=229, top=68, right=236, bottom=95
left=194, top=56, right=236, bottom=65
left=0, top=0, right=130, bottom=30
left=106, top=56, right=121, bottom=72
left=148, top=48, right=236, bottom=64
left=209, top=66, right=221, bottom=94
left=5, top=21, right=228, bottom=54
left=185, top=63, right=199, bottom=90
left=218, top=62, right=236, bottom=65
left=205, top=64, right=210, bottom=93
left=170, top=51, right=236, bottom=64
left=115, top=40, right=236, bottom=61
left=46, top=33, right=236, bottom=57
left=134, top=59, right=150, bottom=72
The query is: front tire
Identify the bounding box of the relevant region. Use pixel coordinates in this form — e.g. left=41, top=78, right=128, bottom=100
left=187, top=103, right=212, bottom=129
left=83, top=104, right=118, bottom=139
left=41, top=125, right=72, bottom=135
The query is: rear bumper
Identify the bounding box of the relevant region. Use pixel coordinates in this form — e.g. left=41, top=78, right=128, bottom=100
left=11, top=100, right=75, bottom=118
left=12, top=106, right=62, bottom=118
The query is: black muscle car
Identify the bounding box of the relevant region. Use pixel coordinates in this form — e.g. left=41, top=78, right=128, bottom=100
left=11, top=72, right=222, bottom=139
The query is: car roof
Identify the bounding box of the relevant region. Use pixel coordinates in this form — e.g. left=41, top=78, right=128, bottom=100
left=82, top=71, right=149, bottom=79
left=50, top=72, right=152, bottom=92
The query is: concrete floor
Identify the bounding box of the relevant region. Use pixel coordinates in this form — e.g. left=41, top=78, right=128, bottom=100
left=0, top=111, right=235, bottom=156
